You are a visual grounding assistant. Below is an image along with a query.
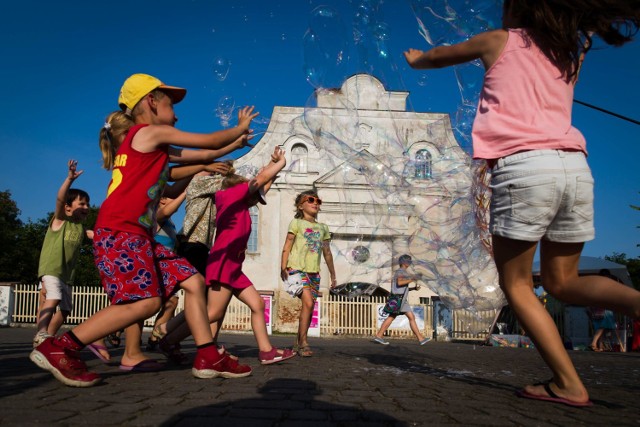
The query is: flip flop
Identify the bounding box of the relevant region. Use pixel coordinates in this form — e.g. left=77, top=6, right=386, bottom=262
left=87, top=343, right=110, bottom=364
left=119, top=359, right=165, bottom=372
left=515, top=382, right=593, bottom=408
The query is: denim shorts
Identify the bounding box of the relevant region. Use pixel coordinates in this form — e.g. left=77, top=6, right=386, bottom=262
left=489, top=150, right=595, bottom=243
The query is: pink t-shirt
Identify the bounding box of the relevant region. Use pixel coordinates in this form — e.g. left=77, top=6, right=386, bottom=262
left=472, top=28, right=586, bottom=161
left=205, top=182, right=253, bottom=289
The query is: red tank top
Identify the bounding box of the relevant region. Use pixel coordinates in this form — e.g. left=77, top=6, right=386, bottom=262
left=95, top=124, right=170, bottom=236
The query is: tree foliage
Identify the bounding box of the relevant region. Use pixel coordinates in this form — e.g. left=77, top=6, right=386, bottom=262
left=0, top=190, right=101, bottom=285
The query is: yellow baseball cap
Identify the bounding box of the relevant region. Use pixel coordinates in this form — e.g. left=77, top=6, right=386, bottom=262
left=118, top=73, right=187, bottom=115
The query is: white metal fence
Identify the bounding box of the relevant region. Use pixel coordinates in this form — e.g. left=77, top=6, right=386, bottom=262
left=9, top=284, right=495, bottom=340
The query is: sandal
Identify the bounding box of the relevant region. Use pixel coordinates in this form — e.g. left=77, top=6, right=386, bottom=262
left=259, top=347, right=296, bottom=365
left=159, top=337, right=188, bottom=365
left=107, top=333, right=121, bottom=348
left=146, top=326, right=165, bottom=351
left=299, top=345, right=313, bottom=357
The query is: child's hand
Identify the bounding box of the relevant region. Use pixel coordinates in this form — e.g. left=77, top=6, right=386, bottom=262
left=237, top=106, right=259, bottom=132
left=404, top=48, right=425, bottom=68
left=330, top=277, right=337, bottom=289
left=233, top=133, right=254, bottom=150
left=280, top=269, right=289, bottom=282
left=68, top=159, right=83, bottom=180
left=271, top=146, right=285, bottom=164
left=205, top=162, right=231, bottom=175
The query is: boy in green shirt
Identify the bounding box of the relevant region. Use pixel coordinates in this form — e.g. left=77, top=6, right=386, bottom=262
left=34, top=160, right=94, bottom=349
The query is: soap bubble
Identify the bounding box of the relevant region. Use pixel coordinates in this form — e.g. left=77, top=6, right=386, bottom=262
left=212, top=57, right=230, bottom=81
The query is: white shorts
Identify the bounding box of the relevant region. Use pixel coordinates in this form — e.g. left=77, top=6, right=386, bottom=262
left=41, top=275, right=73, bottom=312
left=489, top=150, right=595, bottom=243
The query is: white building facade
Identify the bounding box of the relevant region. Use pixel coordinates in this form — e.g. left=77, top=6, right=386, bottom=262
left=236, top=74, right=498, bottom=333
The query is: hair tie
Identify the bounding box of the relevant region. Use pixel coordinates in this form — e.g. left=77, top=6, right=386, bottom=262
left=103, top=122, right=112, bottom=131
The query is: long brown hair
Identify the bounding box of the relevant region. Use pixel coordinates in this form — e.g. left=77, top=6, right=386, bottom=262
left=505, top=0, right=640, bottom=81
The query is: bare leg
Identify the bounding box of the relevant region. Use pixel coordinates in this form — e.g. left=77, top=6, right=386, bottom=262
left=206, top=285, right=233, bottom=345
left=492, top=236, right=589, bottom=404
left=179, top=274, right=217, bottom=346
left=48, top=309, right=67, bottom=336
left=36, top=300, right=59, bottom=333
left=590, top=328, right=604, bottom=351
left=376, top=315, right=395, bottom=339
left=71, top=297, right=162, bottom=345
left=297, top=289, right=315, bottom=348
left=235, top=286, right=272, bottom=352
left=406, top=311, right=426, bottom=341
left=121, top=322, right=150, bottom=366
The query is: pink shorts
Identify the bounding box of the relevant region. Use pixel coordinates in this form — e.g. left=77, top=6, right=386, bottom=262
left=93, top=228, right=198, bottom=304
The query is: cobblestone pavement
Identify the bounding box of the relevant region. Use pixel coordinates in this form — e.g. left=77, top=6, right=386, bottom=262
left=1, top=326, right=639, bottom=426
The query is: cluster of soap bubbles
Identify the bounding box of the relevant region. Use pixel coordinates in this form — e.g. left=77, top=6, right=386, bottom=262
left=292, top=0, right=505, bottom=335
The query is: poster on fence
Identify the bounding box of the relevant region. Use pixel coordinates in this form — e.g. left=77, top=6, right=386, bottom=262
left=308, top=299, right=320, bottom=337
left=375, top=304, right=425, bottom=330
left=261, top=294, right=272, bottom=335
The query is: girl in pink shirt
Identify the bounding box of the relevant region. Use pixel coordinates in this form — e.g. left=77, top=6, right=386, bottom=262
left=404, top=0, right=640, bottom=407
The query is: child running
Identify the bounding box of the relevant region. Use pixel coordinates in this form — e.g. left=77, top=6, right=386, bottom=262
left=404, top=0, right=640, bottom=406
left=372, top=254, right=431, bottom=346
left=30, top=73, right=256, bottom=386
left=204, top=147, right=295, bottom=364
left=33, top=160, right=110, bottom=362
left=280, top=190, right=337, bottom=357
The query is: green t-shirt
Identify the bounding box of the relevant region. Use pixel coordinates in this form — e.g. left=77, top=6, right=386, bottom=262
left=286, top=218, right=331, bottom=273
left=37, top=218, right=85, bottom=284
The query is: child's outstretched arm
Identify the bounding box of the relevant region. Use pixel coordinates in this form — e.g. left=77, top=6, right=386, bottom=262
left=321, top=241, right=337, bottom=289
left=143, top=106, right=258, bottom=152
left=169, top=133, right=254, bottom=164
left=156, top=191, right=187, bottom=224
left=52, top=160, right=83, bottom=227
left=248, top=147, right=286, bottom=194
left=404, top=29, right=507, bottom=70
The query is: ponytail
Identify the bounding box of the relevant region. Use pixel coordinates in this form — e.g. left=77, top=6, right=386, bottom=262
left=99, top=111, right=133, bottom=170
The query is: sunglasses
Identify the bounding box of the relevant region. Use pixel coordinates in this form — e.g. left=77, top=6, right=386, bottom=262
left=302, top=195, right=322, bottom=205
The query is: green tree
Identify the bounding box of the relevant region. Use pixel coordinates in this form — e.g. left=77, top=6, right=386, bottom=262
left=604, top=252, right=640, bottom=291
left=0, top=190, right=23, bottom=281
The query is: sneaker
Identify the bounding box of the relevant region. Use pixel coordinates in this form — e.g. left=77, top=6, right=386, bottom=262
left=33, top=331, right=52, bottom=348
left=419, top=337, right=432, bottom=345
left=192, top=347, right=252, bottom=379
left=30, top=337, right=101, bottom=387
left=259, top=347, right=296, bottom=365
left=371, top=336, right=389, bottom=345
left=159, top=338, right=188, bottom=365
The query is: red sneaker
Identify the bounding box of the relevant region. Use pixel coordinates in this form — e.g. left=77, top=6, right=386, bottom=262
left=30, top=337, right=101, bottom=387
left=192, top=346, right=252, bottom=379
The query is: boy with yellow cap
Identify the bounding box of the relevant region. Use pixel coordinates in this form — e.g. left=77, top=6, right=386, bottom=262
left=31, top=73, right=257, bottom=386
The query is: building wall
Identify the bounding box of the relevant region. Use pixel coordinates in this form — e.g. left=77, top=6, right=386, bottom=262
left=238, top=74, right=488, bottom=332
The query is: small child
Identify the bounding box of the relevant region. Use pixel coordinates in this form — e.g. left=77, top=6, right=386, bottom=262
left=280, top=190, right=337, bottom=357
left=372, top=254, right=430, bottom=346
left=33, top=162, right=92, bottom=339
left=404, top=0, right=640, bottom=406
left=204, top=147, right=296, bottom=364
left=146, top=190, right=187, bottom=351
left=30, top=73, right=256, bottom=386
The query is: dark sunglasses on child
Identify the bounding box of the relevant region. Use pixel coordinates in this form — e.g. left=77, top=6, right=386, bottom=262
left=302, top=196, right=322, bottom=205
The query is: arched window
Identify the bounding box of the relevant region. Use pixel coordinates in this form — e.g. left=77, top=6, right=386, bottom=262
left=247, top=206, right=259, bottom=253
left=415, top=149, right=432, bottom=179
left=291, top=143, right=308, bottom=173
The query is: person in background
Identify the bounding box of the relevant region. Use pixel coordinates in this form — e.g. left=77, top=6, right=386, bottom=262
left=372, top=254, right=431, bottom=346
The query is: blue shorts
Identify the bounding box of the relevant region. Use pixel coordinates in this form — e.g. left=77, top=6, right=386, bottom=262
left=489, top=150, right=595, bottom=243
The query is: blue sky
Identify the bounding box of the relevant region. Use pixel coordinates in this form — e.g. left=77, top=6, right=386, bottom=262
left=1, top=0, right=639, bottom=259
